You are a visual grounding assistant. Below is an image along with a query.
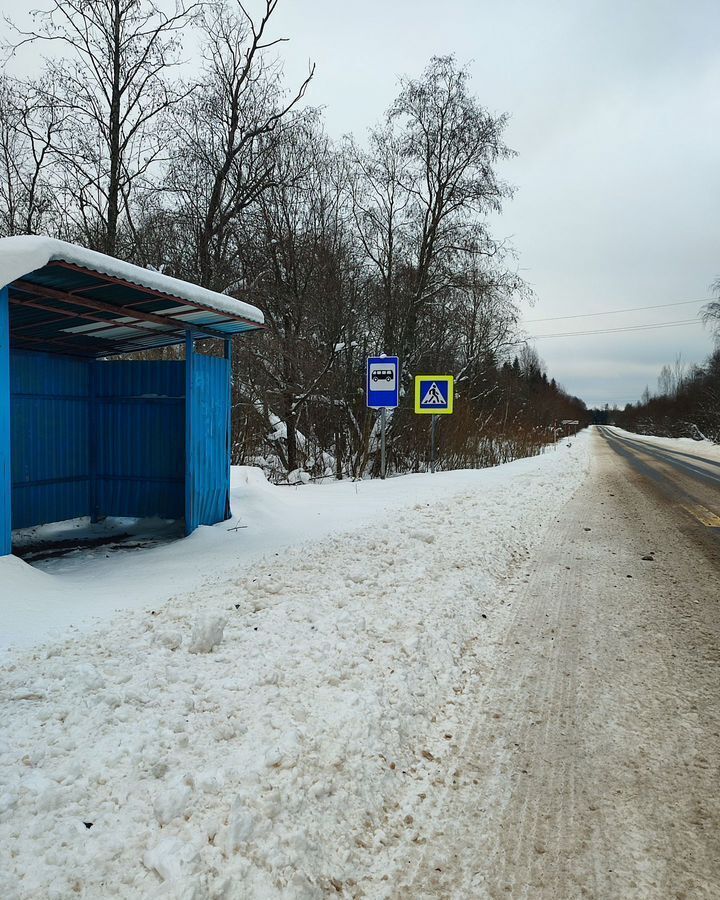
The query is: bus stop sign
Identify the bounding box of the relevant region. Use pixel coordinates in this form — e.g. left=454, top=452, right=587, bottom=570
left=367, top=356, right=400, bottom=409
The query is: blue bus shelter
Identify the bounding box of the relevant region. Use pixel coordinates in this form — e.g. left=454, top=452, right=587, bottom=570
left=0, top=236, right=265, bottom=558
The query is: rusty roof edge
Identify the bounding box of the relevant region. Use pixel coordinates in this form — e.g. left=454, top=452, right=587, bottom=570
left=0, top=235, right=265, bottom=326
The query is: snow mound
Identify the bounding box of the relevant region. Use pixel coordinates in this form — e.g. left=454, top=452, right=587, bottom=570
left=188, top=614, right=227, bottom=653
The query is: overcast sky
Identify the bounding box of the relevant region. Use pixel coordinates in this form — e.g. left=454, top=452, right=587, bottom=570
left=3, top=0, right=719, bottom=407
left=274, top=0, right=720, bottom=407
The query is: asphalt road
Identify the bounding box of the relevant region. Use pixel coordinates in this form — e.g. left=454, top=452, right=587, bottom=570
left=599, top=426, right=720, bottom=563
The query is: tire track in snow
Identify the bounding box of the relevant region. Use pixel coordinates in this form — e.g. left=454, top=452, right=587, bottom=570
left=399, top=431, right=720, bottom=900
left=392, top=501, right=585, bottom=898
left=401, top=515, right=586, bottom=898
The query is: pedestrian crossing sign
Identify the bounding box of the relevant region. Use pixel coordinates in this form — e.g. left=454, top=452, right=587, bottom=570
left=414, top=375, right=454, bottom=414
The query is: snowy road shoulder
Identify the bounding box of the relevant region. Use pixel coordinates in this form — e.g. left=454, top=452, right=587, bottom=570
left=606, top=426, right=720, bottom=461
left=3, top=439, right=588, bottom=653
left=0, top=435, right=590, bottom=899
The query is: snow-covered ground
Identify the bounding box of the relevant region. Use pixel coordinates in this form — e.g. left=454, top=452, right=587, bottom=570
left=2, top=446, right=583, bottom=654
left=0, top=435, right=590, bottom=899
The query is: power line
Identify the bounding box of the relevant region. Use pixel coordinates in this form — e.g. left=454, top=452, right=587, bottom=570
left=585, top=396, right=638, bottom=402
left=525, top=297, right=711, bottom=324
left=529, top=318, right=702, bottom=340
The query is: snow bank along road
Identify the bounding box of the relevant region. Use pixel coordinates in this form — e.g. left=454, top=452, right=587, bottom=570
left=403, top=429, right=720, bottom=899
left=1, top=439, right=590, bottom=899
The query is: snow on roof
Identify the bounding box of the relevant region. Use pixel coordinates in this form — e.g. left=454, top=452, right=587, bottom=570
left=0, top=235, right=264, bottom=325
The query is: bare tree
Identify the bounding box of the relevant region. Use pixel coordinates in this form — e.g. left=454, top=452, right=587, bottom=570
left=454, top=266, right=526, bottom=383
left=702, top=277, right=720, bottom=337
left=166, top=0, right=314, bottom=291
left=234, top=122, right=356, bottom=472
left=391, top=56, right=514, bottom=363
left=351, top=56, right=515, bottom=369
left=8, top=0, right=199, bottom=255
left=657, top=354, right=687, bottom=398
left=348, top=126, right=412, bottom=354
left=0, top=75, right=63, bottom=236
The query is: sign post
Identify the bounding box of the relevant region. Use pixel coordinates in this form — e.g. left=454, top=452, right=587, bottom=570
left=367, top=356, right=400, bottom=479
left=430, top=415, right=437, bottom=474
left=380, top=407, right=387, bottom=478
left=414, top=375, right=454, bottom=473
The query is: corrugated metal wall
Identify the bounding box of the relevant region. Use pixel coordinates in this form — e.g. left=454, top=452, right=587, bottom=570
left=0, top=287, right=11, bottom=556
left=10, top=350, right=91, bottom=529
left=95, top=361, right=185, bottom=519
left=185, top=347, right=231, bottom=532
left=9, top=354, right=185, bottom=531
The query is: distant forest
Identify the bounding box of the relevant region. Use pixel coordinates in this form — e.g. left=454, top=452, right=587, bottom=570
left=0, top=0, right=589, bottom=480
left=612, top=338, right=720, bottom=443
left=592, top=281, right=720, bottom=443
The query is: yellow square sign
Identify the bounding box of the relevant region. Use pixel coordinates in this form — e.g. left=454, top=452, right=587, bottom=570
left=414, top=375, right=454, bottom=414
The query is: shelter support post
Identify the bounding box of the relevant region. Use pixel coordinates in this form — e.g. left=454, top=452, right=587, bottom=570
left=88, top=360, right=100, bottom=523
left=185, top=332, right=195, bottom=536
left=185, top=333, right=233, bottom=534
left=0, top=286, right=11, bottom=556
left=224, top=339, right=232, bottom=520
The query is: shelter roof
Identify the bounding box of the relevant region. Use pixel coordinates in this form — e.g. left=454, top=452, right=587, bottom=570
left=0, top=236, right=265, bottom=357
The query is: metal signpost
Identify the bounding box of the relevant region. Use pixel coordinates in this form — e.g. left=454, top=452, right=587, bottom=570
left=414, top=375, right=454, bottom=473
left=367, top=356, right=400, bottom=479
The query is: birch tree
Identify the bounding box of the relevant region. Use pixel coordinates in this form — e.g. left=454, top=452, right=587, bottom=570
left=166, top=0, right=314, bottom=291
left=9, top=0, right=198, bottom=255
left=702, top=277, right=720, bottom=335
left=0, top=75, right=62, bottom=236
left=356, top=56, right=514, bottom=367
left=235, top=122, right=356, bottom=473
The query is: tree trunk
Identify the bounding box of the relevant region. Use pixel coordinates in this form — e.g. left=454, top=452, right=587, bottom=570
left=285, top=395, right=298, bottom=472
left=335, top=428, right=343, bottom=479
left=106, top=0, right=122, bottom=256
